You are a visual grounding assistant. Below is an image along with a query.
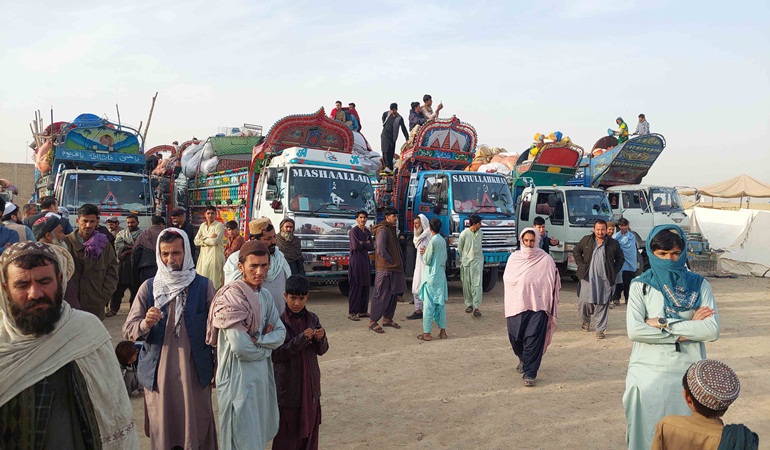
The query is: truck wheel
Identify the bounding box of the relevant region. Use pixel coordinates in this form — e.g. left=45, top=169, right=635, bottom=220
left=338, top=279, right=350, bottom=297
left=482, top=269, right=497, bottom=292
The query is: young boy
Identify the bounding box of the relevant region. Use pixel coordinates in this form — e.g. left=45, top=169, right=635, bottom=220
left=652, top=359, right=758, bottom=450
left=533, top=216, right=559, bottom=254
left=115, top=340, right=142, bottom=396
left=224, top=220, right=245, bottom=259
left=272, top=275, right=329, bottom=450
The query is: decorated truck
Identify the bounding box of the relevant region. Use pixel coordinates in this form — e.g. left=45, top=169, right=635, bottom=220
left=183, top=109, right=376, bottom=292
left=377, top=116, right=517, bottom=292
left=30, top=113, right=153, bottom=228
left=566, top=133, right=690, bottom=240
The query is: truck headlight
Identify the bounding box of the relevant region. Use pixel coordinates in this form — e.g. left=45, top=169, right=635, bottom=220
left=301, top=240, right=315, bottom=249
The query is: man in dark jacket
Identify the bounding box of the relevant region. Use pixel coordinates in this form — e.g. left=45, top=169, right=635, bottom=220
left=170, top=208, right=198, bottom=264
left=368, top=207, right=406, bottom=333
left=380, top=103, right=409, bottom=172
left=272, top=275, right=329, bottom=450
left=573, top=219, right=624, bottom=339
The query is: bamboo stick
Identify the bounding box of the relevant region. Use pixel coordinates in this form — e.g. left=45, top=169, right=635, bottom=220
left=142, top=92, right=158, bottom=148
left=116, top=104, right=122, bottom=129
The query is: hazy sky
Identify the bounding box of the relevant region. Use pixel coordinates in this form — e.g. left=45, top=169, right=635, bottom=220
left=2, top=1, right=768, bottom=188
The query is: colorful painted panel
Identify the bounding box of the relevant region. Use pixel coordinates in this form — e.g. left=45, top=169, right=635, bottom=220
left=513, top=142, right=584, bottom=188
left=257, top=108, right=354, bottom=156
left=62, top=127, right=141, bottom=154
left=401, top=116, right=478, bottom=173
left=589, top=134, right=666, bottom=187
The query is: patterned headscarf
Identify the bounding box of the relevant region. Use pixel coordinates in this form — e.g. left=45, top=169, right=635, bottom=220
left=152, top=228, right=196, bottom=337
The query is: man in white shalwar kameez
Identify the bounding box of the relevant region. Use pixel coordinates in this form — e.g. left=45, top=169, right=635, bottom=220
left=194, top=207, right=225, bottom=289
left=207, top=240, right=286, bottom=450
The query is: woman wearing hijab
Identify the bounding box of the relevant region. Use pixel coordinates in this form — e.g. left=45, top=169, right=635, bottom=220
left=503, top=228, right=560, bottom=387
left=407, top=214, right=430, bottom=321
left=615, top=117, right=630, bottom=143
left=623, top=225, right=720, bottom=450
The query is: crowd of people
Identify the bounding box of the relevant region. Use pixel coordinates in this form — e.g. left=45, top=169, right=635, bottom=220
left=0, top=191, right=759, bottom=449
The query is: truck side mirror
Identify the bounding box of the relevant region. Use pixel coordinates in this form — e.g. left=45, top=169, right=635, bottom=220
left=266, top=167, right=278, bottom=186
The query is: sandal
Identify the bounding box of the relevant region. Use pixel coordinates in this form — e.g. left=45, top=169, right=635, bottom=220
left=358, top=312, right=370, bottom=318
left=516, top=362, right=524, bottom=373
left=439, top=329, right=447, bottom=339
left=105, top=310, right=117, bottom=317
left=523, top=377, right=536, bottom=387
left=383, top=320, right=401, bottom=329
left=348, top=313, right=360, bottom=321
left=417, top=333, right=432, bottom=341
left=368, top=322, right=385, bottom=334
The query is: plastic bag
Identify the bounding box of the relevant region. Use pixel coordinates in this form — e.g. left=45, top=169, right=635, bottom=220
left=200, top=156, right=219, bottom=175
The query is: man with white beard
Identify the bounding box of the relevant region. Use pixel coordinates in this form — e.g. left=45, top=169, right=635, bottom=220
left=276, top=218, right=304, bottom=276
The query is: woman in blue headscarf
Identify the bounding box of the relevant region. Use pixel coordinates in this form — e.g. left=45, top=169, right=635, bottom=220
left=623, top=225, right=720, bottom=450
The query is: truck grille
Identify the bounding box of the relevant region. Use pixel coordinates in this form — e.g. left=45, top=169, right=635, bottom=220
left=308, top=239, right=348, bottom=251
left=482, top=226, right=517, bottom=247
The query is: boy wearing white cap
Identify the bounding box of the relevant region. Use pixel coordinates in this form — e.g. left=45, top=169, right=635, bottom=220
left=652, top=359, right=758, bottom=450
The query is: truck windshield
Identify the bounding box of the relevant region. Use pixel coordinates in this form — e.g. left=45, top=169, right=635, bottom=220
left=650, top=187, right=684, bottom=212
left=566, top=191, right=613, bottom=225
left=288, top=167, right=375, bottom=214
left=61, top=173, right=150, bottom=213
left=450, top=174, right=513, bottom=214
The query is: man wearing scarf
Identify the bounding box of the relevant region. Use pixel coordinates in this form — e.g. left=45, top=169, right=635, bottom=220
left=0, top=241, right=138, bottom=449
left=107, top=214, right=142, bottom=316
left=623, top=225, right=720, bottom=450
left=276, top=218, right=304, bottom=276
left=224, top=218, right=292, bottom=315
left=123, top=229, right=218, bottom=449
left=132, top=215, right=165, bottom=285
left=63, top=203, right=119, bottom=320
left=207, top=240, right=286, bottom=449
left=503, top=228, right=561, bottom=387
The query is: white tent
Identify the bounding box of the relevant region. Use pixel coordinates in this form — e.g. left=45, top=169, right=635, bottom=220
left=690, top=207, right=770, bottom=277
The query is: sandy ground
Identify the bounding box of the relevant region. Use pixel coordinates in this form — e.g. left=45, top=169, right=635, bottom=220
left=103, top=275, right=770, bottom=449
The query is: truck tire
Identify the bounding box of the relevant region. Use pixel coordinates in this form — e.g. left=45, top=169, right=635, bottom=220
left=482, top=269, right=497, bottom=292
left=338, top=279, right=350, bottom=297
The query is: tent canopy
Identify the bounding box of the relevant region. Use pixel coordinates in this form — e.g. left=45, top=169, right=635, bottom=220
left=679, top=174, right=770, bottom=198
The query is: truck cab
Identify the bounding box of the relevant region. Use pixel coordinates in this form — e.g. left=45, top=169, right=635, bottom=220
left=31, top=113, right=152, bottom=229
left=405, top=170, right=517, bottom=291
left=516, top=185, right=613, bottom=272
left=253, top=146, right=376, bottom=281
left=605, top=184, right=689, bottom=239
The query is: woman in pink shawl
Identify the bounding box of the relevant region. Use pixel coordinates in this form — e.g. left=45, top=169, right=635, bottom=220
left=503, top=228, right=561, bottom=387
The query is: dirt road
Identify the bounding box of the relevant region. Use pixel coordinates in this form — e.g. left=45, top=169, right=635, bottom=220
left=104, top=275, right=770, bottom=449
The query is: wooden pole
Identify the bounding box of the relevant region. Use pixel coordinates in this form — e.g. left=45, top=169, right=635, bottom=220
left=142, top=92, right=158, bottom=150
left=116, top=104, right=122, bottom=129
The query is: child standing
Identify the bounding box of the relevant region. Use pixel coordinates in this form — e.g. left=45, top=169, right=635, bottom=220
left=652, top=359, right=758, bottom=450
left=272, top=276, right=329, bottom=450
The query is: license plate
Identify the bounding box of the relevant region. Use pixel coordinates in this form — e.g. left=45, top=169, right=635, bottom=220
left=567, top=252, right=577, bottom=272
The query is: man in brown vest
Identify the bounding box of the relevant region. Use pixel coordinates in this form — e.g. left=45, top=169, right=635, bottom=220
left=368, top=207, right=406, bottom=334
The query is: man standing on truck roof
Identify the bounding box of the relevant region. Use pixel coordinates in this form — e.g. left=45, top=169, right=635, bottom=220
left=573, top=219, right=625, bottom=339
left=380, top=103, right=409, bottom=172
left=459, top=214, right=484, bottom=317
left=421, top=94, right=443, bottom=121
